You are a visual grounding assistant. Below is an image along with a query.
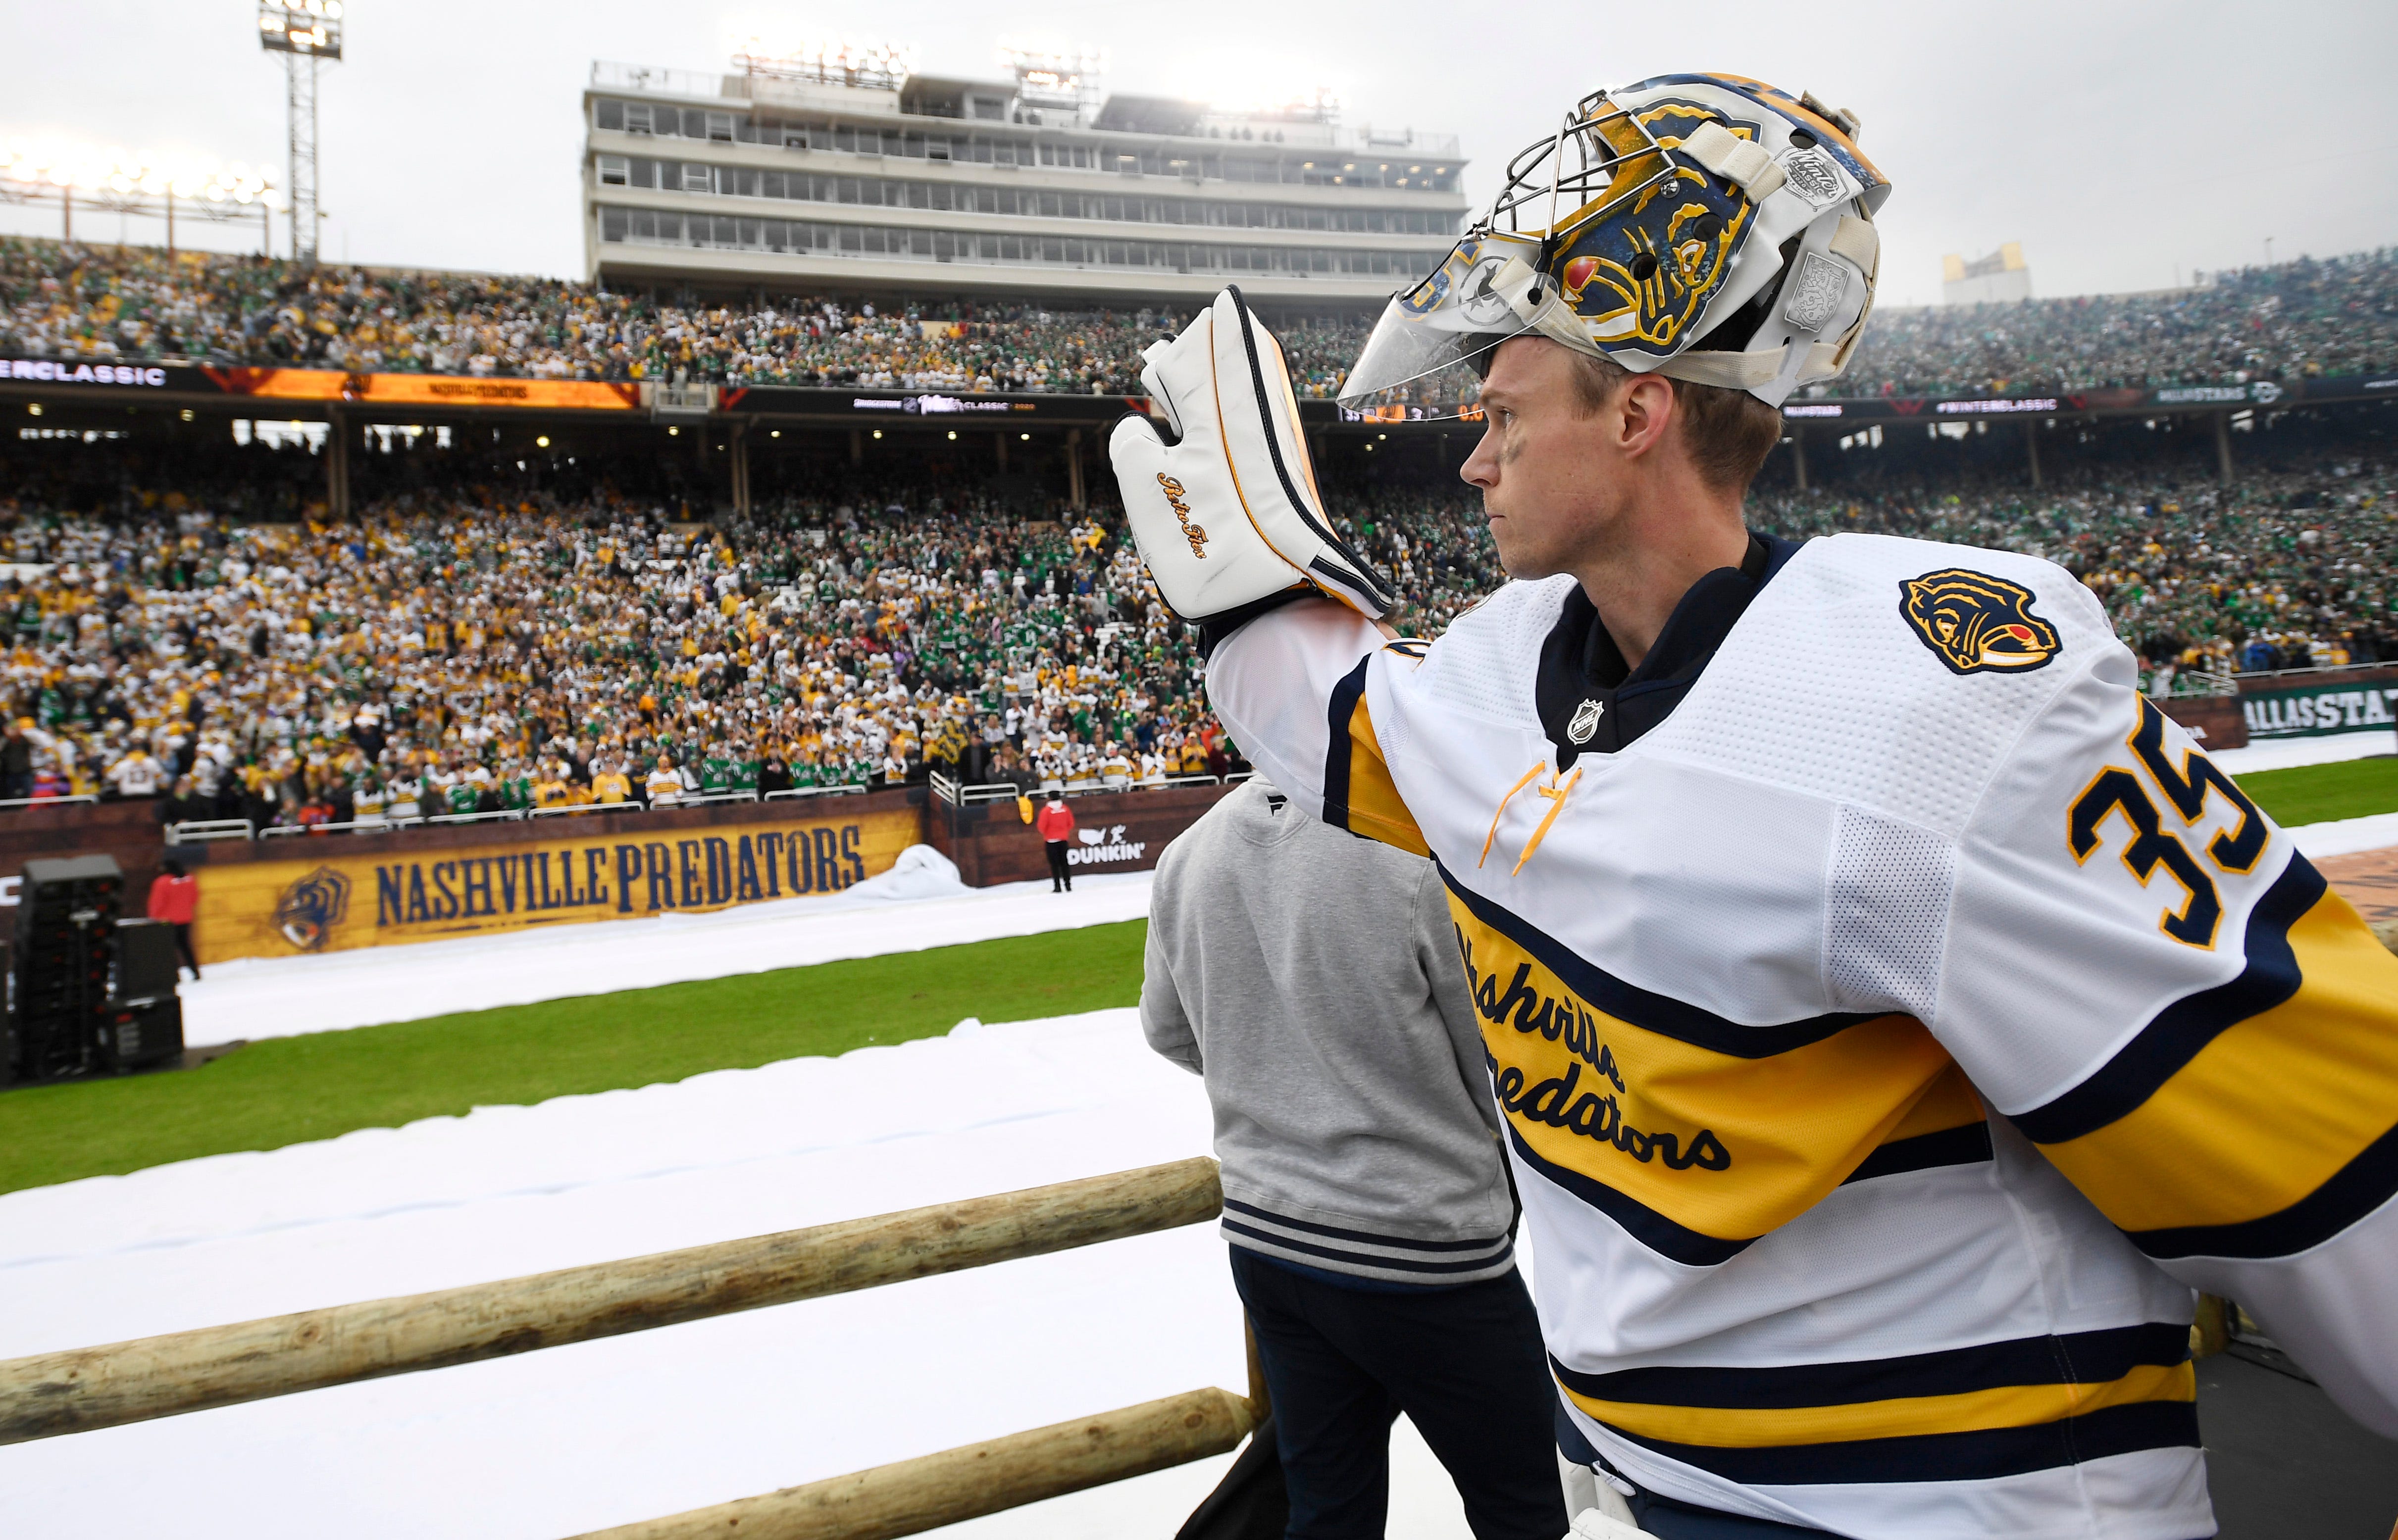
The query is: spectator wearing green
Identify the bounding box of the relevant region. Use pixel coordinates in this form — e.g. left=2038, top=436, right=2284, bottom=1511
left=497, top=762, right=533, bottom=813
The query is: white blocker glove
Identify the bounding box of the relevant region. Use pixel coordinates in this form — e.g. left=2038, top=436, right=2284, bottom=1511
left=1109, top=287, right=1398, bottom=624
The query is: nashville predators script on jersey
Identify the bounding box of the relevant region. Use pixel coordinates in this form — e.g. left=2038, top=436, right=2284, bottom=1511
left=1205, top=533, right=2398, bottom=1540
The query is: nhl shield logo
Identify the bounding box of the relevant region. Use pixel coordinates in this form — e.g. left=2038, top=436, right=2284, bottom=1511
left=273, top=865, right=352, bottom=951
left=1567, top=698, right=1605, bottom=744
left=1898, top=569, right=2061, bottom=675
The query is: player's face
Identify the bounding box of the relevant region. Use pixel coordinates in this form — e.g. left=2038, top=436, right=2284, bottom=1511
left=1459, top=338, right=1619, bottom=580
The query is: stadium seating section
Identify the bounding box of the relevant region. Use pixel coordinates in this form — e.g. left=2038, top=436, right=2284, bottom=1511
left=7, top=238, right=2396, bottom=397
left=2, top=236, right=2396, bottom=827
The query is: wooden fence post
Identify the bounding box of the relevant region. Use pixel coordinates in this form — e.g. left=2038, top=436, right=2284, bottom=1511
left=0, top=1158, right=1223, bottom=1445
left=566, top=1386, right=1255, bottom=1540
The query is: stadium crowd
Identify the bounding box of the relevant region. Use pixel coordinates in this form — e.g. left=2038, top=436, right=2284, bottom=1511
left=1, top=432, right=2391, bottom=825
left=7, top=236, right=2395, bottom=398
left=1757, top=458, right=2398, bottom=680
left=0, top=432, right=1526, bottom=829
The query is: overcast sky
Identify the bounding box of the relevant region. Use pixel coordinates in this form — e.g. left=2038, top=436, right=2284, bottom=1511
left=5, top=0, right=2392, bottom=308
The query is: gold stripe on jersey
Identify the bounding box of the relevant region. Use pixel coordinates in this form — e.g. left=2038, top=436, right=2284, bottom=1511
left=1881, top=1061, right=1985, bottom=1143
left=1447, top=876, right=1959, bottom=1261
left=1562, top=1360, right=2194, bottom=1450
left=2036, top=876, right=2398, bottom=1250
left=1552, top=1321, right=2200, bottom=1485
left=1322, top=656, right=1429, bottom=857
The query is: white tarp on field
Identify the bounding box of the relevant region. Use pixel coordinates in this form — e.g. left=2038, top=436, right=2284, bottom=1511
left=179, top=862, right=1155, bottom=1047
left=0, top=1008, right=1480, bottom=1539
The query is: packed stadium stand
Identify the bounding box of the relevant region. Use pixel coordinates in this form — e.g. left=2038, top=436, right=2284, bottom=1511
left=5, top=223, right=2398, bottom=831
left=7, top=237, right=2396, bottom=397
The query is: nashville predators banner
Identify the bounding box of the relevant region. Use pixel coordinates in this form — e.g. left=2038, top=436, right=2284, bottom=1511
left=194, top=805, right=918, bottom=964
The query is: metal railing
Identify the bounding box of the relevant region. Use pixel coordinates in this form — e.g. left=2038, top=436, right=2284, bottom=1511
left=176, top=791, right=893, bottom=841
left=0, top=1159, right=1259, bottom=1540
left=2230, top=659, right=2398, bottom=681
left=259, top=819, right=374, bottom=839
left=0, top=793, right=101, bottom=811
left=420, top=808, right=533, bottom=828
left=165, top=818, right=254, bottom=843
left=933, top=771, right=1237, bottom=806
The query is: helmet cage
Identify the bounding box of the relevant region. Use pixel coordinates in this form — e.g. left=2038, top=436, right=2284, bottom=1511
left=1337, top=75, right=1886, bottom=418
left=1488, top=87, right=1682, bottom=248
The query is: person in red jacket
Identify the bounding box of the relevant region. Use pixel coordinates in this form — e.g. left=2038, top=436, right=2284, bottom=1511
left=147, top=859, right=201, bottom=981
left=1034, top=792, right=1076, bottom=894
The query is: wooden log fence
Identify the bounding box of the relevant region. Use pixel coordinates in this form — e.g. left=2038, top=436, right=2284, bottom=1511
left=0, top=1156, right=1225, bottom=1445
left=567, top=1387, right=1257, bottom=1540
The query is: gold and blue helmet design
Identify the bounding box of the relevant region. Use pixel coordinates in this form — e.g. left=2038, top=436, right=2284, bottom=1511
left=1342, top=73, right=1891, bottom=415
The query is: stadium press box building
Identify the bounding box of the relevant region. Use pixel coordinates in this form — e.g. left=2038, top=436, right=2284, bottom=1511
left=579, top=54, right=1470, bottom=308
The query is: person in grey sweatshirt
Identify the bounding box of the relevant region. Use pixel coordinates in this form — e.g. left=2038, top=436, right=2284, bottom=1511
left=1142, top=778, right=1565, bottom=1540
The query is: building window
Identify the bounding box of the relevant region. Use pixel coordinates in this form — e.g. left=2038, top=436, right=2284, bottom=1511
left=681, top=164, right=714, bottom=195
left=622, top=103, right=655, bottom=136
left=597, top=155, right=630, bottom=187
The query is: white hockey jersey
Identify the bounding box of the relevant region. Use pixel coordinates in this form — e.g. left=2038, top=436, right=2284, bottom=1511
left=1207, top=532, right=2398, bottom=1539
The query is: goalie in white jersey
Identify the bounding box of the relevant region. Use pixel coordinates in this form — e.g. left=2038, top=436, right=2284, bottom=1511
left=1109, top=73, right=2398, bottom=1540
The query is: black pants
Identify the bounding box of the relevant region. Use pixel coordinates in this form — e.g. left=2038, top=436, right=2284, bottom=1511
left=172, top=922, right=200, bottom=979
left=1230, top=1247, right=1565, bottom=1540
left=1045, top=839, right=1071, bottom=891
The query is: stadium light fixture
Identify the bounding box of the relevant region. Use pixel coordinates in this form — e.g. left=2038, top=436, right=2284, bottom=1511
left=258, top=0, right=341, bottom=263
left=731, top=36, right=917, bottom=92
left=999, top=43, right=1106, bottom=114
left=0, top=136, right=276, bottom=249
left=257, top=0, right=344, bottom=59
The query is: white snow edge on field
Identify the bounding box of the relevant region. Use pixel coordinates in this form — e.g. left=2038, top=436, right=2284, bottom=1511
left=181, top=852, right=1152, bottom=1047
left=2211, top=732, right=2394, bottom=774
left=2288, top=810, right=2398, bottom=859
left=0, top=1007, right=1480, bottom=1540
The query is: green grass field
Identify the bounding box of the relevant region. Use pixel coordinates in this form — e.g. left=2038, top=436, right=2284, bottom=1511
left=2237, top=756, right=2398, bottom=829
left=0, top=758, right=2378, bottom=1199
left=0, top=920, right=1147, bottom=1197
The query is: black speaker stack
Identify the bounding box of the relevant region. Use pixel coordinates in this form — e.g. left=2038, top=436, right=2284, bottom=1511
left=1, top=855, right=186, bottom=1088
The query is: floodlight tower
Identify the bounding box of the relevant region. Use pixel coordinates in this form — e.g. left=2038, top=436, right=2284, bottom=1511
left=256, top=0, right=344, bottom=263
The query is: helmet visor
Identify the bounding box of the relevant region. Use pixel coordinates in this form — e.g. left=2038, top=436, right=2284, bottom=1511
left=1336, top=235, right=1544, bottom=422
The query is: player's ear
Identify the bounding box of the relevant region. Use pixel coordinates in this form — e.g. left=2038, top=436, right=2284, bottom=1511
left=1616, top=374, right=1678, bottom=461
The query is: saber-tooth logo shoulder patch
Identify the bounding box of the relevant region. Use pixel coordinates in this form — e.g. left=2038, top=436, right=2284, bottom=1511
left=1898, top=568, right=2061, bottom=675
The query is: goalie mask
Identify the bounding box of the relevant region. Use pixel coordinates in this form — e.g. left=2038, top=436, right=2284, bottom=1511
left=1340, top=73, right=1890, bottom=416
